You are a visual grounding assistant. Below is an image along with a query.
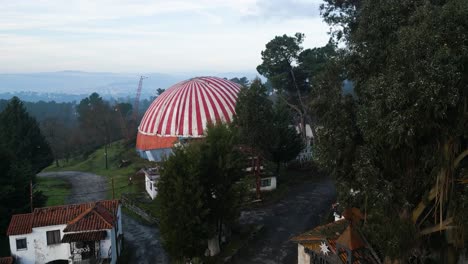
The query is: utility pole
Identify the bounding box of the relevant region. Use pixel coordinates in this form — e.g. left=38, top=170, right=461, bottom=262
left=30, top=180, right=33, bottom=213
left=104, top=140, right=108, bottom=170
left=111, top=177, right=115, bottom=199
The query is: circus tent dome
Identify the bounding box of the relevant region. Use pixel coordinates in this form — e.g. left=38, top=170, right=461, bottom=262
left=136, top=76, right=241, bottom=161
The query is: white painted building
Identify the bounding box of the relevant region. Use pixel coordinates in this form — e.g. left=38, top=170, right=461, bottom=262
left=245, top=159, right=277, bottom=192
left=7, top=200, right=123, bottom=264
left=138, top=167, right=160, bottom=200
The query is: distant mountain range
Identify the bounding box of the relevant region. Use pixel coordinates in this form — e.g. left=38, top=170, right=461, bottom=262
left=0, top=71, right=259, bottom=102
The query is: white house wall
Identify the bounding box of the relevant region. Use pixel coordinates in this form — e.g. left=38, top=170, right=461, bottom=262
left=250, top=176, right=277, bottom=192
left=261, top=177, right=277, bottom=191
left=99, top=230, right=113, bottom=259
left=9, top=234, right=34, bottom=264
left=145, top=175, right=158, bottom=200
left=108, top=205, right=123, bottom=264
left=9, top=205, right=123, bottom=264
left=297, top=244, right=311, bottom=264
left=9, top=224, right=70, bottom=264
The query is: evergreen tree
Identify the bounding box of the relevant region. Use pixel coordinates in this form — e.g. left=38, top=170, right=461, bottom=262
left=233, top=78, right=273, bottom=153
left=234, top=79, right=302, bottom=173
left=0, top=97, right=53, bottom=173
left=268, top=101, right=303, bottom=174
left=156, top=144, right=211, bottom=261
left=0, top=97, right=50, bottom=256
left=199, top=124, right=246, bottom=247
left=156, top=124, right=247, bottom=260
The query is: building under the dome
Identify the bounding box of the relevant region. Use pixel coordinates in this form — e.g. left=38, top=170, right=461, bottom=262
left=136, top=76, right=241, bottom=161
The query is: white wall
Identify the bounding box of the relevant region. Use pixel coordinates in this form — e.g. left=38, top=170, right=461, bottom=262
left=108, top=205, right=123, bottom=264
left=9, top=205, right=122, bottom=264
left=99, top=230, right=113, bottom=259
left=250, top=176, right=277, bottom=192
left=260, top=176, right=277, bottom=191
left=10, top=224, right=70, bottom=264
left=298, top=244, right=311, bottom=264
left=145, top=175, right=158, bottom=200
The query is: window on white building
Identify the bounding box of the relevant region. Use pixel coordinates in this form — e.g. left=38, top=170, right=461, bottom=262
left=261, top=178, right=271, bottom=187
left=16, top=238, right=27, bottom=250
left=46, top=230, right=61, bottom=245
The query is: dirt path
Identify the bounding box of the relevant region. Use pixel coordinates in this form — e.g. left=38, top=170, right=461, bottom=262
left=234, top=177, right=336, bottom=264
left=37, top=171, right=169, bottom=264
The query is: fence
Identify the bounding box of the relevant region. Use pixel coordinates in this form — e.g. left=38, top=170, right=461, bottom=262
left=121, top=193, right=158, bottom=225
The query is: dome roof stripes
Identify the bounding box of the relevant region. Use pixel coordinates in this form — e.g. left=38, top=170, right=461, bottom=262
left=138, top=76, right=241, bottom=137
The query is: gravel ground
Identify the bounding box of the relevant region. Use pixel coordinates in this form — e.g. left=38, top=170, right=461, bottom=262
left=233, top=177, right=336, bottom=264
left=37, top=171, right=169, bottom=264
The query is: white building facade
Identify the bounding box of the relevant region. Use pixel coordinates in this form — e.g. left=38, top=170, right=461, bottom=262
left=7, top=200, right=123, bottom=264
left=138, top=168, right=160, bottom=200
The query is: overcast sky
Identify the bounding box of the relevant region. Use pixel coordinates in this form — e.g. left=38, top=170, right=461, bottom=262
left=0, top=0, right=330, bottom=74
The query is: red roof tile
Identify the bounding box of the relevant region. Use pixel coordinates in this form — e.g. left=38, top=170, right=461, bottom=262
left=7, top=200, right=119, bottom=236
left=6, top=213, right=33, bottom=236
left=64, top=204, right=114, bottom=232
left=0, top=257, right=13, bottom=264
left=336, top=225, right=366, bottom=250
left=61, top=231, right=107, bottom=243
left=292, top=217, right=380, bottom=264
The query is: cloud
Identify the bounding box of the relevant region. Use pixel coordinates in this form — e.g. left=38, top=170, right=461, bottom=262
left=244, top=0, right=322, bottom=20
left=0, top=0, right=330, bottom=73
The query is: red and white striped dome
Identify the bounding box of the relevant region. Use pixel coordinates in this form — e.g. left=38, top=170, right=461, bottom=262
left=138, top=76, right=241, bottom=138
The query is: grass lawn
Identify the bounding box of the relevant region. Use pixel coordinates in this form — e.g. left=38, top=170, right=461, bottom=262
left=42, top=140, right=156, bottom=200
left=36, top=177, right=72, bottom=207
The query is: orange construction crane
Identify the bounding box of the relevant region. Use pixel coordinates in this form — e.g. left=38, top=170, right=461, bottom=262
left=133, top=76, right=147, bottom=122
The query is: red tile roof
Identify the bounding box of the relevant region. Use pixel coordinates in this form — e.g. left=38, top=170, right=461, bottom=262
left=64, top=204, right=114, bottom=232
left=336, top=225, right=366, bottom=250
left=0, top=257, right=13, bottom=264
left=6, top=213, right=33, bottom=236
left=292, top=218, right=380, bottom=264
left=6, top=200, right=119, bottom=236
left=61, top=231, right=107, bottom=243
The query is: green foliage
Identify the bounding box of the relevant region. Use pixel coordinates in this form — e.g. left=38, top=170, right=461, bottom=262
left=233, top=79, right=273, bottom=152
left=76, top=93, right=122, bottom=153
left=156, top=145, right=210, bottom=261
left=257, top=33, right=306, bottom=94
left=0, top=97, right=52, bottom=255
left=229, top=77, right=250, bottom=87
left=362, top=211, right=417, bottom=259
left=233, top=79, right=302, bottom=172
left=315, top=0, right=468, bottom=260
left=199, top=124, right=246, bottom=229
left=156, top=124, right=247, bottom=261
left=268, top=101, right=303, bottom=173
left=0, top=97, right=53, bottom=173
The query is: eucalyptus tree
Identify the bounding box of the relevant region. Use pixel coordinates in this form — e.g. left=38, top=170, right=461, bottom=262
left=314, top=0, right=468, bottom=261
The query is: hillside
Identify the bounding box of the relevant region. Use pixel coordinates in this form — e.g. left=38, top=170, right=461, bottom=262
left=42, top=140, right=156, bottom=199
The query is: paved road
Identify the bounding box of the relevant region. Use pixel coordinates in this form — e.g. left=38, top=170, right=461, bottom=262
left=38, top=171, right=169, bottom=264
left=234, top=177, right=336, bottom=264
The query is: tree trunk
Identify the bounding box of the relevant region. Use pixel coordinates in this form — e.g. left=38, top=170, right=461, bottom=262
left=55, top=159, right=60, bottom=167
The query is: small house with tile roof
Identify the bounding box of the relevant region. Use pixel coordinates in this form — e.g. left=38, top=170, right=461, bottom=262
left=6, top=200, right=122, bottom=264
left=292, top=208, right=381, bottom=264
left=136, top=167, right=160, bottom=200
